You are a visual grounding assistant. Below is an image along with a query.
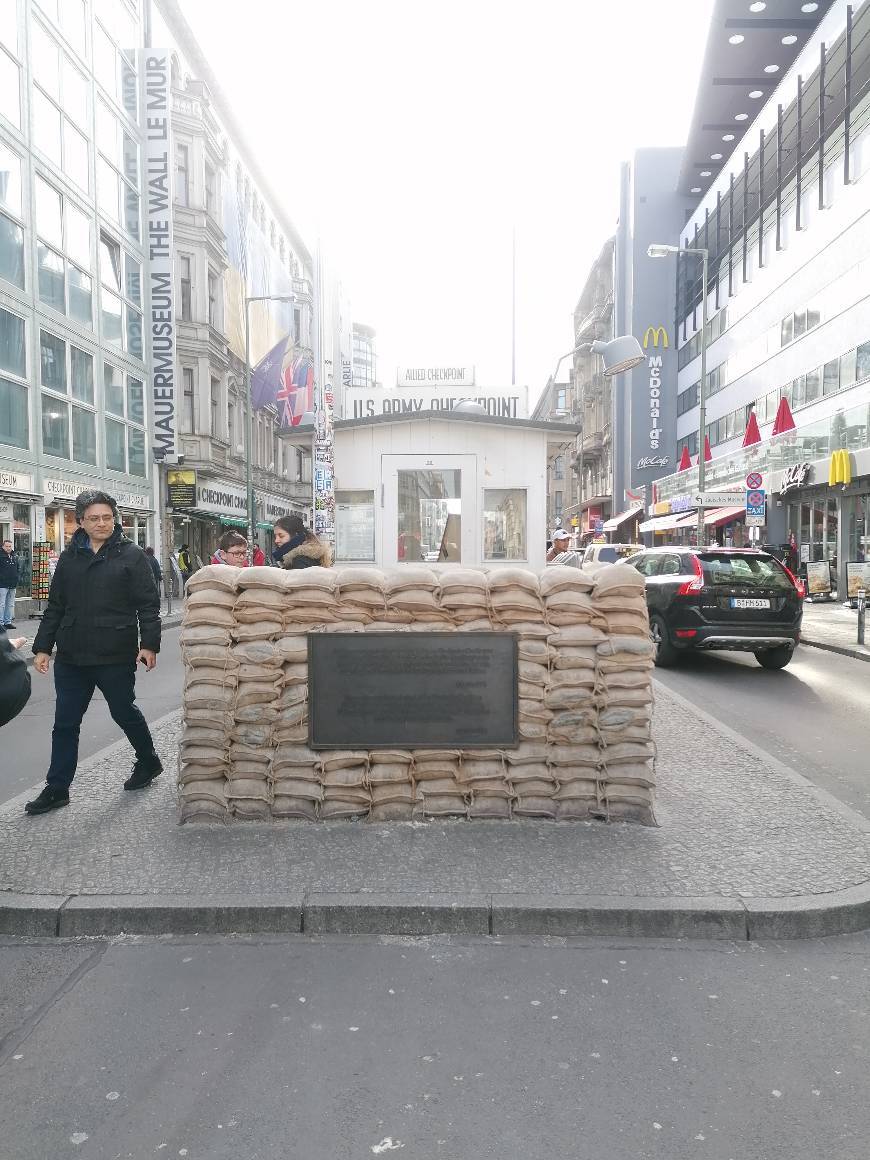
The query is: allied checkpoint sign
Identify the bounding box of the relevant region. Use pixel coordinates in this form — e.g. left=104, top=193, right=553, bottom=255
left=308, top=633, right=519, bottom=749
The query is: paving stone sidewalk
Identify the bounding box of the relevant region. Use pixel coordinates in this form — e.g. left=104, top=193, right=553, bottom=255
left=800, top=599, right=870, bottom=661
left=2, top=682, right=869, bottom=921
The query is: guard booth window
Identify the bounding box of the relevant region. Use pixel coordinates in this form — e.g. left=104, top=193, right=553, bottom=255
left=397, top=469, right=461, bottom=563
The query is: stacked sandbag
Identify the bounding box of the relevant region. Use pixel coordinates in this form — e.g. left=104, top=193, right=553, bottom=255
left=178, top=561, right=656, bottom=826
left=178, top=565, right=242, bottom=822
left=591, top=563, right=656, bottom=825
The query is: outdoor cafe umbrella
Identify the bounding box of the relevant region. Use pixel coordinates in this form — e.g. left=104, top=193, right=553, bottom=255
left=771, top=395, right=796, bottom=436
left=742, top=410, right=762, bottom=447
left=677, top=445, right=692, bottom=471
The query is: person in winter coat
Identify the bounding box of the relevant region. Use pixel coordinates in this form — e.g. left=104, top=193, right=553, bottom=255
left=211, top=531, right=249, bottom=566
left=271, top=514, right=333, bottom=569
left=143, top=546, right=162, bottom=592
left=25, top=490, right=163, bottom=816
left=177, top=543, right=194, bottom=589
left=0, top=537, right=20, bottom=628
left=0, top=629, right=30, bottom=728
left=252, top=541, right=266, bottom=567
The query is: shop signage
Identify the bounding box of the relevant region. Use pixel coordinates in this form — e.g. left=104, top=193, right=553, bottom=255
left=670, top=495, right=693, bottom=512
left=139, top=49, right=177, bottom=464
left=828, top=450, right=852, bottom=487
left=689, top=491, right=746, bottom=507
left=0, top=470, right=34, bottom=493
left=345, top=385, right=528, bottom=420
left=167, top=469, right=196, bottom=509
left=779, top=462, right=811, bottom=495
left=258, top=492, right=304, bottom=523
left=847, top=562, right=870, bottom=600
left=44, top=478, right=87, bottom=501
left=42, top=478, right=150, bottom=510
left=643, top=326, right=666, bottom=454
left=636, top=455, right=671, bottom=470
left=196, top=479, right=248, bottom=518
left=806, top=560, right=832, bottom=597
left=113, top=490, right=151, bottom=511
left=0, top=501, right=12, bottom=521
left=396, top=366, right=475, bottom=388
left=745, top=488, right=766, bottom=527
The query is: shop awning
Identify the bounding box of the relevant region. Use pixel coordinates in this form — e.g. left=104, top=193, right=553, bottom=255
left=220, top=517, right=249, bottom=529
left=602, top=506, right=643, bottom=532
left=638, top=513, right=688, bottom=533
left=704, top=505, right=745, bottom=528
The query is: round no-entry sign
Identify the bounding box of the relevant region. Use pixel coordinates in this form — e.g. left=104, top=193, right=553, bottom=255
left=746, top=471, right=763, bottom=490
left=747, top=489, right=765, bottom=507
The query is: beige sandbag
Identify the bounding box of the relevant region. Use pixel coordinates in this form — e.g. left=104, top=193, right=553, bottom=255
left=230, top=723, right=272, bottom=748
left=180, top=799, right=229, bottom=824
left=415, top=776, right=465, bottom=796
left=370, top=749, right=413, bottom=765
left=273, top=722, right=308, bottom=743
left=186, top=564, right=241, bottom=592
left=235, top=682, right=281, bottom=708
left=226, top=778, right=271, bottom=801
left=234, top=704, right=279, bottom=724
left=506, top=741, right=550, bottom=765
left=282, top=663, right=309, bottom=685
left=544, top=591, right=597, bottom=614
left=439, top=569, right=488, bottom=592
left=276, top=703, right=307, bottom=727
left=370, top=801, right=415, bottom=822
left=384, top=565, right=437, bottom=592
left=518, top=660, right=549, bottom=686
left=272, top=797, right=318, bottom=821
left=235, top=588, right=287, bottom=611
left=544, top=687, right=594, bottom=712
left=553, top=779, right=598, bottom=801
left=514, top=796, right=557, bottom=818
left=179, top=744, right=227, bottom=767
left=321, top=766, right=367, bottom=789
left=319, top=750, right=369, bottom=772
left=335, top=565, right=386, bottom=590
left=467, top=778, right=513, bottom=798
left=555, top=800, right=599, bottom=822
left=178, top=764, right=228, bottom=785
left=457, top=757, right=506, bottom=782
left=276, top=635, right=309, bottom=663
left=184, top=687, right=234, bottom=711
left=180, top=624, right=232, bottom=647
left=186, top=588, right=237, bottom=609
left=506, top=763, right=553, bottom=783
left=320, top=801, right=369, bottom=820
left=591, top=562, right=645, bottom=595
left=507, top=621, right=551, bottom=639
left=490, top=589, right=543, bottom=614
left=549, top=625, right=607, bottom=646
left=549, top=744, right=601, bottom=767
left=507, top=777, right=555, bottom=797
left=539, top=565, right=595, bottom=597
left=518, top=681, right=545, bottom=702
left=279, top=684, right=307, bottom=708
left=183, top=642, right=239, bottom=668
left=234, top=607, right=284, bottom=627
left=283, top=566, right=338, bottom=593
left=549, top=669, right=597, bottom=689
left=232, top=623, right=282, bottom=642
left=272, top=778, right=324, bottom=801
left=519, top=720, right=548, bottom=739
left=468, top=797, right=512, bottom=819
left=414, top=796, right=468, bottom=819
left=184, top=606, right=236, bottom=628
left=272, top=744, right=320, bottom=773
left=231, top=800, right=272, bottom=821
left=236, top=566, right=289, bottom=592
left=519, top=699, right=553, bottom=722
left=370, top=783, right=415, bottom=806
left=488, top=568, right=540, bottom=594
left=368, top=763, right=414, bottom=785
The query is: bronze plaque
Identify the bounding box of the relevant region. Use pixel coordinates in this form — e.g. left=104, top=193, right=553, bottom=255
left=308, top=632, right=518, bottom=749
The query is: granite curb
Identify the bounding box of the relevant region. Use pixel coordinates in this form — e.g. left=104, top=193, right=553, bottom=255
left=4, top=884, right=870, bottom=940
left=800, top=635, right=870, bottom=663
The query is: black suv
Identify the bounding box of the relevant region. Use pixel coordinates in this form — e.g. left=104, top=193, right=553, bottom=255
left=628, top=547, right=804, bottom=669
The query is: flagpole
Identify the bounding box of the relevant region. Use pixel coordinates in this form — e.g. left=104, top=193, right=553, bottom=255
left=511, top=226, right=516, bottom=387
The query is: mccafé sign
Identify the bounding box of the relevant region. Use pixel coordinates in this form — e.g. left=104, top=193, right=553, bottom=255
left=642, top=325, right=668, bottom=457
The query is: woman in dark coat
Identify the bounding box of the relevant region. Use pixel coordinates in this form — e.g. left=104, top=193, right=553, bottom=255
left=144, top=547, right=162, bottom=591
left=272, top=515, right=333, bottom=570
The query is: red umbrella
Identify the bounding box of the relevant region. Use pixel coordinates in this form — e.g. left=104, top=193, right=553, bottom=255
left=703, top=435, right=713, bottom=462
left=677, top=445, right=692, bottom=471
left=743, top=410, right=761, bottom=447
left=771, top=395, right=796, bottom=436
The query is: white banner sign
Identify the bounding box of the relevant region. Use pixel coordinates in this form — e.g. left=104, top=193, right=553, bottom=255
left=397, top=366, right=475, bottom=388
left=196, top=479, right=248, bottom=518
left=344, top=385, right=528, bottom=421
left=0, top=470, right=34, bottom=492
left=140, top=50, right=177, bottom=463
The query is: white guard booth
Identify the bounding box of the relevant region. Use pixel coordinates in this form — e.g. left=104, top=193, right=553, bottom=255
left=285, top=410, right=579, bottom=572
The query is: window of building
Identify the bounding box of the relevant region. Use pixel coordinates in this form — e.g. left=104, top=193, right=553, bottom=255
left=0, top=0, right=18, bottom=56
left=554, top=491, right=563, bottom=517
left=103, top=360, right=146, bottom=474
left=397, top=469, right=461, bottom=563
left=0, top=142, right=23, bottom=288
left=179, top=255, right=192, bottom=321
left=334, top=491, right=375, bottom=562
left=175, top=142, right=189, bottom=206
left=555, top=387, right=566, bottom=411
left=30, top=21, right=90, bottom=190
left=93, top=17, right=137, bottom=120
left=39, top=330, right=96, bottom=463
left=553, top=455, right=564, bottom=480
left=99, top=230, right=142, bottom=358
left=0, top=41, right=20, bottom=130
left=823, top=359, right=840, bottom=397
left=205, top=163, right=216, bottom=217
left=182, top=366, right=195, bottom=433
left=857, top=341, right=870, bottom=383
left=35, top=176, right=93, bottom=323
left=96, top=97, right=139, bottom=239
left=484, top=489, right=527, bottom=561
left=0, top=306, right=24, bottom=378
left=207, top=269, right=218, bottom=327
left=210, top=377, right=220, bottom=437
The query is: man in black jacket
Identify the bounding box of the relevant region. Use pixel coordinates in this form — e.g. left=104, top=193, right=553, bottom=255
left=25, top=490, right=163, bottom=816
left=0, top=537, right=19, bottom=628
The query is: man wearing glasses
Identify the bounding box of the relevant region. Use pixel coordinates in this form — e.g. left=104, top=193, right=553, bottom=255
left=25, top=490, right=163, bottom=816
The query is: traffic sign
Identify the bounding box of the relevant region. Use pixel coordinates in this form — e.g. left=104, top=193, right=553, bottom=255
left=746, top=471, right=763, bottom=490
left=689, top=492, right=747, bottom=507
left=746, top=486, right=766, bottom=527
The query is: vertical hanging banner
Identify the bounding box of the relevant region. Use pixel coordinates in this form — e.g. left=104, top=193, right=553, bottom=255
left=313, top=376, right=335, bottom=540
left=139, top=51, right=177, bottom=463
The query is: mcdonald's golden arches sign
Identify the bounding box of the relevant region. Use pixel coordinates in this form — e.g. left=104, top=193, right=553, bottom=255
left=642, top=326, right=669, bottom=349
left=828, top=449, right=852, bottom=486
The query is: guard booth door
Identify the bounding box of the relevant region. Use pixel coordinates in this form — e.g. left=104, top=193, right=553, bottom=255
left=382, top=454, right=477, bottom=567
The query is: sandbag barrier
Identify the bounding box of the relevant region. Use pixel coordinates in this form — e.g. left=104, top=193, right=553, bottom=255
left=178, top=563, right=656, bottom=825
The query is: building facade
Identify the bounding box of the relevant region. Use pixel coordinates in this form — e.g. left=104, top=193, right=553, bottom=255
left=351, top=321, right=376, bottom=389
left=651, top=0, right=869, bottom=594
left=152, top=0, right=314, bottom=569
left=530, top=372, right=576, bottom=534
left=0, top=0, right=154, bottom=597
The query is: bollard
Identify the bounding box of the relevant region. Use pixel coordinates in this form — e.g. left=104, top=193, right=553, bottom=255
left=858, top=588, right=866, bottom=647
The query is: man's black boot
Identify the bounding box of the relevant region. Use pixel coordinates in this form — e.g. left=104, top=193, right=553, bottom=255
left=25, top=785, right=70, bottom=815
left=124, top=754, right=163, bottom=791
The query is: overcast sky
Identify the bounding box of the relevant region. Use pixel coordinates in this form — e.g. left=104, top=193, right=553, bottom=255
left=182, top=0, right=714, bottom=404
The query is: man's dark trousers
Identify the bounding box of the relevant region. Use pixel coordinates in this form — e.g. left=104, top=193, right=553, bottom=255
left=46, top=660, right=156, bottom=790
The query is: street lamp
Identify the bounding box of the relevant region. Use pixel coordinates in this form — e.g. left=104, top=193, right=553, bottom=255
left=648, top=242, right=709, bottom=548
left=244, top=293, right=296, bottom=563
left=550, top=334, right=645, bottom=543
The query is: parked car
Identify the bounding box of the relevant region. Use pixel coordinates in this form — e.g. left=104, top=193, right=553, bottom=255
left=582, top=543, right=643, bottom=566
left=628, top=547, right=804, bottom=669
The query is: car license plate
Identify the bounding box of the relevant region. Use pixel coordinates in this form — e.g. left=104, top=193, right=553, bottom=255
left=731, top=597, right=770, bottom=609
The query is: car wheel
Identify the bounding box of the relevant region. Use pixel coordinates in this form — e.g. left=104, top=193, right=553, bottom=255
left=650, top=614, right=678, bottom=667
left=755, top=645, right=794, bottom=669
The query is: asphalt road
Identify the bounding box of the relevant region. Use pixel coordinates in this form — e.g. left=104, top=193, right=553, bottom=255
left=654, top=642, right=870, bottom=821
left=1, top=932, right=869, bottom=1159
left=0, top=624, right=183, bottom=806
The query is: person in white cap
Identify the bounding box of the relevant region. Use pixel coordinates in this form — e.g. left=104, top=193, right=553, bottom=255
left=547, top=527, right=572, bottom=562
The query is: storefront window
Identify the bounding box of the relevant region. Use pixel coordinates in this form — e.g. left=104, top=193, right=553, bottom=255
left=335, top=490, right=375, bottom=562
left=13, top=502, right=30, bottom=595
left=483, top=489, right=527, bottom=561
left=397, top=469, right=461, bottom=563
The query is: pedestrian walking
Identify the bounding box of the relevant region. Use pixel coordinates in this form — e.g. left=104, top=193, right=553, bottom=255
left=211, top=530, right=249, bottom=566
left=272, top=514, right=332, bottom=569
left=144, top=546, right=162, bottom=593
left=24, top=490, right=163, bottom=816
left=252, top=541, right=266, bottom=567
left=0, top=537, right=19, bottom=628
left=178, top=542, right=194, bottom=590
left=0, top=629, right=30, bottom=728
